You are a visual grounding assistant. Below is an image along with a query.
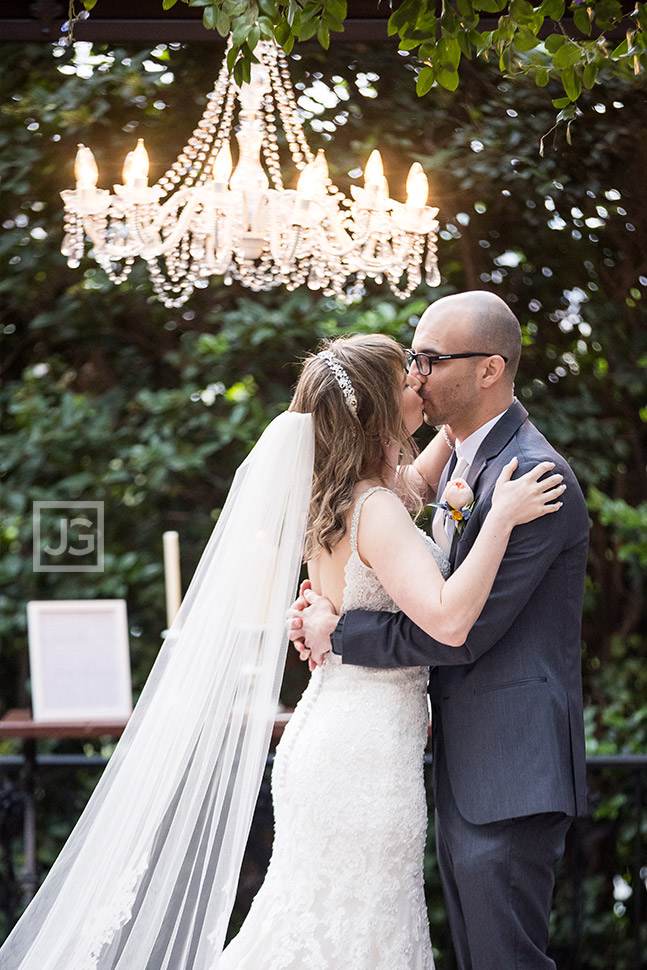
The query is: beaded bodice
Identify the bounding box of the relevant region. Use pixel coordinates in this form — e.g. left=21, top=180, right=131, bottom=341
left=340, top=485, right=451, bottom=616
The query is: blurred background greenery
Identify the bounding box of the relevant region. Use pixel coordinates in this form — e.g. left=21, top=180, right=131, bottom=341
left=0, top=37, right=645, bottom=967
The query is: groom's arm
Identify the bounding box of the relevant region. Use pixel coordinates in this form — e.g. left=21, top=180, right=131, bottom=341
left=335, top=467, right=587, bottom=669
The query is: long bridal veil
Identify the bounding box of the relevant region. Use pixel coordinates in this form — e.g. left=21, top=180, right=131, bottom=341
left=1, top=411, right=314, bottom=970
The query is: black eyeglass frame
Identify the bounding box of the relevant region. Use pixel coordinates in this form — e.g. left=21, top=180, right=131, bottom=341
left=404, top=350, right=508, bottom=376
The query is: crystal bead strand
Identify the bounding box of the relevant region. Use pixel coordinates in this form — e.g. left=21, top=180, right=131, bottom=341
left=203, top=81, right=237, bottom=181
left=156, top=54, right=233, bottom=198
left=260, top=93, right=284, bottom=191
left=424, top=233, right=441, bottom=287
left=269, top=47, right=313, bottom=169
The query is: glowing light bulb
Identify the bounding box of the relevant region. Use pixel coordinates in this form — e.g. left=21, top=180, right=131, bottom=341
left=297, top=161, right=317, bottom=196
left=313, top=149, right=329, bottom=181
left=377, top=175, right=390, bottom=201
left=363, top=149, right=384, bottom=186
left=123, top=138, right=149, bottom=188
left=212, top=143, right=233, bottom=183
left=406, top=162, right=429, bottom=208
left=74, top=144, right=98, bottom=189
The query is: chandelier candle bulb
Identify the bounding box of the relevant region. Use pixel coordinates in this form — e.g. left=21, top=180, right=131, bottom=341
left=73, top=143, right=99, bottom=207
left=363, top=149, right=384, bottom=185
left=313, top=148, right=329, bottom=182
left=296, top=161, right=321, bottom=201
left=123, top=139, right=150, bottom=190
left=406, top=162, right=429, bottom=209
left=74, top=144, right=98, bottom=189
left=362, top=149, right=384, bottom=207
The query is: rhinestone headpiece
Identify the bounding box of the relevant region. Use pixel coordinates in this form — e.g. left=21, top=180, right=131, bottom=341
left=318, top=350, right=358, bottom=415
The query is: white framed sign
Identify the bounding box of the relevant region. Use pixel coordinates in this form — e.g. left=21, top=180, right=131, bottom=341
left=27, top=600, right=133, bottom=723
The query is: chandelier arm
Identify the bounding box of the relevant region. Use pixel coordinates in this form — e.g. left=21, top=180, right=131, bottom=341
left=268, top=194, right=376, bottom=261
left=310, top=226, right=378, bottom=260
left=153, top=194, right=207, bottom=254
left=289, top=207, right=380, bottom=261
left=352, top=230, right=436, bottom=275
left=81, top=214, right=140, bottom=263
left=134, top=190, right=220, bottom=259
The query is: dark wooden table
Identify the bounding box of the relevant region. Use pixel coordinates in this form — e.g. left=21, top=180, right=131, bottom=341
left=0, top=709, right=129, bottom=907
left=0, top=707, right=292, bottom=908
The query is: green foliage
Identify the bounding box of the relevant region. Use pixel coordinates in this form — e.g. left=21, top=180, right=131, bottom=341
left=587, top=487, right=647, bottom=576
left=139, top=0, right=647, bottom=116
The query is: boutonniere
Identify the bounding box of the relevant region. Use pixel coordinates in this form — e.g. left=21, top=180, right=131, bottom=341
left=431, top=479, right=477, bottom=538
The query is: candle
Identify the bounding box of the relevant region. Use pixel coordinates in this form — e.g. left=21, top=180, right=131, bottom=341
left=405, top=161, right=429, bottom=209
left=122, top=138, right=150, bottom=191
left=74, top=143, right=99, bottom=206
left=163, top=531, right=182, bottom=629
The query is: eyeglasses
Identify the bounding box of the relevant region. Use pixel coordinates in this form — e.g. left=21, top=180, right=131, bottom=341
left=404, top=350, right=508, bottom=377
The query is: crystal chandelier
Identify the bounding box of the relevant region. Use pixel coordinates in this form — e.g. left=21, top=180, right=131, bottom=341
left=61, top=40, right=440, bottom=309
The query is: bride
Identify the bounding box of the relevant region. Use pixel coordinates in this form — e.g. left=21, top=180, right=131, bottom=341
left=0, top=335, right=564, bottom=970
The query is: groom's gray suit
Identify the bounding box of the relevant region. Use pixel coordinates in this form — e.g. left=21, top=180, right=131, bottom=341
left=331, top=400, right=589, bottom=970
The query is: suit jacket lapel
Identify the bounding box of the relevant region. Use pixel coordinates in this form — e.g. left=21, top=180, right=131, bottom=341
left=449, top=400, right=529, bottom=565
left=479, top=399, right=528, bottom=461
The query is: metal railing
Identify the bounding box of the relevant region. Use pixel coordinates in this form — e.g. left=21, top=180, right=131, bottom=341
left=0, top=752, right=645, bottom=967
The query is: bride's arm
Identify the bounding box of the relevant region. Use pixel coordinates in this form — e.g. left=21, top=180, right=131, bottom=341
left=359, top=460, right=564, bottom=646
left=398, top=426, right=453, bottom=505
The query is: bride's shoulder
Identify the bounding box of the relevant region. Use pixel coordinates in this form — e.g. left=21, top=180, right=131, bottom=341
left=356, top=485, right=414, bottom=530
left=355, top=486, right=424, bottom=570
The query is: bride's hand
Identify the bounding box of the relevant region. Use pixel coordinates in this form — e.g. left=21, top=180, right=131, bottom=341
left=491, top=458, right=566, bottom=527
left=288, top=581, right=338, bottom=669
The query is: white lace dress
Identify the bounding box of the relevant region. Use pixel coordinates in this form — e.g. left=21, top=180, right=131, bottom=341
left=218, top=487, right=450, bottom=970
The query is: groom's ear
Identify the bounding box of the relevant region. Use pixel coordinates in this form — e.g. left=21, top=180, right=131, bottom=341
left=478, top=355, right=507, bottom=387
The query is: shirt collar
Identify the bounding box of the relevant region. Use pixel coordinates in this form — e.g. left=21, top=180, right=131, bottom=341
left=455, top=407, right=510, bottom=466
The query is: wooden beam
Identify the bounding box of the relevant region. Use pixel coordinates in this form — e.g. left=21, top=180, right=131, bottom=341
left=0, top=16, right=395, bottom=43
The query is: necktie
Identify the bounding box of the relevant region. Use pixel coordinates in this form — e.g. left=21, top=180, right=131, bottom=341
left=432, top=455, right=469, bottom=556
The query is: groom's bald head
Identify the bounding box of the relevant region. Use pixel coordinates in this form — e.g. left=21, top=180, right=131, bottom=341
left=411, top=291, right=522, bottom=436
left=418, top=291, right=522, bottom=384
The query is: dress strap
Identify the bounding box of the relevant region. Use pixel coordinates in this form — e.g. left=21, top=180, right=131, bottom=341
left=350, top=486, right=394, bottom=553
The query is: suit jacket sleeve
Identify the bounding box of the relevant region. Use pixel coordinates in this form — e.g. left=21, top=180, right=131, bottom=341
left=333, top=458, right=587, bottom=668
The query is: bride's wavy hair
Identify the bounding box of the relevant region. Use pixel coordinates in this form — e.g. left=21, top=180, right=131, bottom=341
left=290, top=334, right=419, bottom=558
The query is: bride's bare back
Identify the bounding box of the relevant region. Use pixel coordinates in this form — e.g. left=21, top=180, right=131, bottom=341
left=307, top=481, right=379, bottom=613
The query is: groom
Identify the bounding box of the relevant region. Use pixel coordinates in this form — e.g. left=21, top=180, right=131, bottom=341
left=289, top=291, right=589, bottom=970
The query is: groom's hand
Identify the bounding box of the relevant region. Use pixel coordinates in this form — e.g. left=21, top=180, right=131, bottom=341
left=288, top=580, right=339, bottom=668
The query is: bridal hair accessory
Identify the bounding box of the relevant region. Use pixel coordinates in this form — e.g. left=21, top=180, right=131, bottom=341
left=431, top=478, right=477, bottom=538
left=0, top=412, right=314, bottom=970
left=318, top=350, right=358, bottom=415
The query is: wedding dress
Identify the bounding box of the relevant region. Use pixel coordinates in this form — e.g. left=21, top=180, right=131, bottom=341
left=218, top=486, right=450, bottom=970
left=0, top=411, right=449, bottom=970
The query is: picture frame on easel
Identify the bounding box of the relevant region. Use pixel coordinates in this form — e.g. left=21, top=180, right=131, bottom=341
left=26, top=600, right=133, bottom=723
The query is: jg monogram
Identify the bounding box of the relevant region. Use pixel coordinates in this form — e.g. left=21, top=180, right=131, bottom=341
left=33, top=501, right=104, bottom=573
